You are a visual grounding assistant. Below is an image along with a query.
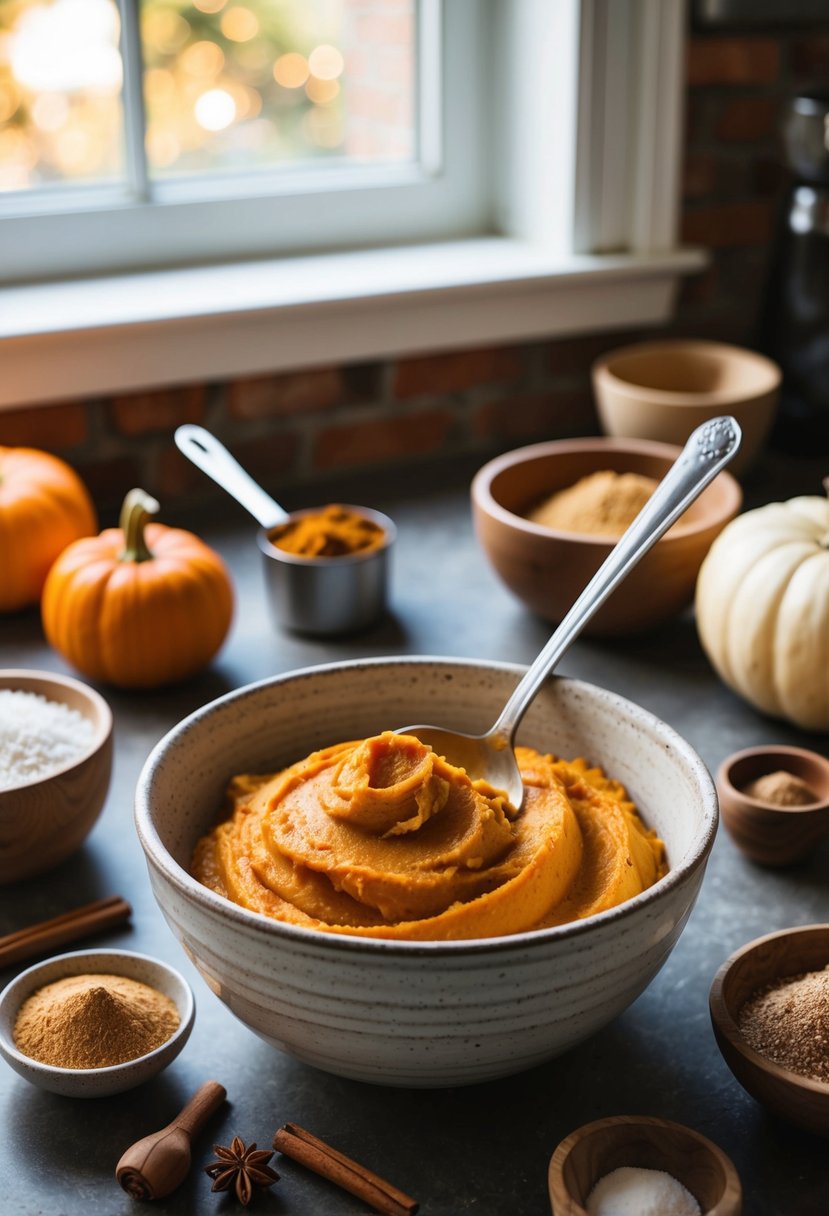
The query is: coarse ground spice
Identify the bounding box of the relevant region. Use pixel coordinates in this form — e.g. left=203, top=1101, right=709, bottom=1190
left=738, top=966, right=829, bottom=1083
left=13, top=973, right=180, bottom=1069
left=742, top=769, right=819, bottom=806
left=526, top=471, right=659, bottom=537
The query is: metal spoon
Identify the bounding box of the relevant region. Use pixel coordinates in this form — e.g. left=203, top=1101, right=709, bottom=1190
left=399, top=415, right=742, bottom=809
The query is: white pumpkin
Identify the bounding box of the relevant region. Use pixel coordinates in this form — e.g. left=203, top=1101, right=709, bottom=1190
left=695, top=493, right=829, bottom=731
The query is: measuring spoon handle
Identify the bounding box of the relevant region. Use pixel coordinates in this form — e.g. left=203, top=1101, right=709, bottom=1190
left=175, top=424, right=289, bottom=530
left=491, top=416, right=742, bottom=743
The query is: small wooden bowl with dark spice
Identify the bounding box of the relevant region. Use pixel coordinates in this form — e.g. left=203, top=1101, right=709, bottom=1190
left=716, top=746, right=829, bottom=866
left=548, top=1114, right=742, bottom=1215
left=709, top=924, right=829, bottom=1137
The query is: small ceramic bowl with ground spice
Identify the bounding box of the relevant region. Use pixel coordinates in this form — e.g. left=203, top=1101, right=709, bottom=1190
left=0, top=669, right=113, bottom=884
left=548, top=1114, right=742, bottom=1215
left=709, top=924, right=829, bottom=1137
left=471, top=437, right=741, bottom=635
left=716, top=745, right=829, bottom=867
left=0, top=948, right=194, bottom=1097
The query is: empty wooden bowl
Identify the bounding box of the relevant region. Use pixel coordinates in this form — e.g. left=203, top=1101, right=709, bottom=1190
left=592, top=339, right=780, bottom=475
left=710, top=924, right=829, bottom=1137
left=0, top=669, right=113, bottom=883
left=471, top=437, right=741, bottom=636
left=716, top=746, right=829, bottom=866
left=548, top=1115, right=742, bottom=1215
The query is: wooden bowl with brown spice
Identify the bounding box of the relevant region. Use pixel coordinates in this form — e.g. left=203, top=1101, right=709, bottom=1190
left=715, top=746, right=829, bottom=866
left=709, top=924, right=829, bottom=1137
left=471, top=437, right=741, bottom=636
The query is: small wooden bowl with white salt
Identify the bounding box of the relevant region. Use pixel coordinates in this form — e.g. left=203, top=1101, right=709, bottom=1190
left=548, top=1115, right=742, bottom=1215
left=0, top=669, right=113, bottom=884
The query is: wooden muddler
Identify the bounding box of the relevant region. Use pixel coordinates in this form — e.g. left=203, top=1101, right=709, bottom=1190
left=116, top=1080, right=227, bottom=1201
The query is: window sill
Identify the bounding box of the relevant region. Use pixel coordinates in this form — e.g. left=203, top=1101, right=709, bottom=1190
left=0, top=238, right=706, bottom=409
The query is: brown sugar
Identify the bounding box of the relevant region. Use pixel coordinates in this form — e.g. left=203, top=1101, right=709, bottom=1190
left=738, top=967, right=829, bottom=1083
left=526, top=470, right=659, bottom=537
left=742, top=769, right=819, bottom=807
left=13, top=973, right=180, bottom=1069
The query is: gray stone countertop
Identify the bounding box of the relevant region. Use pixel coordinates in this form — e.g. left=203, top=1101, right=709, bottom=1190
left=1, top=451, right=827, bottom=1216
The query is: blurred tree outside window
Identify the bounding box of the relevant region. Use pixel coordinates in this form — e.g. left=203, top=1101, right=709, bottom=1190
left=0, top=0, right=416, bottom=194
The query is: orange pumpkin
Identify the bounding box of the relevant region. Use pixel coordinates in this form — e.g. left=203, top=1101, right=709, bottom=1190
left=42, top=488, right=234, bottom=688
left=0, top=446, right=97, bottom=613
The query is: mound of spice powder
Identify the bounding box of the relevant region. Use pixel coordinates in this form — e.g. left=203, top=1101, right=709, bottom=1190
left=268, top=505, right=385, bottom=558
left=14, top=973, right=180, bottom=1069
left=738, top=966, right=829, bottom=1083
left=526, top=471, right=659, bottom=538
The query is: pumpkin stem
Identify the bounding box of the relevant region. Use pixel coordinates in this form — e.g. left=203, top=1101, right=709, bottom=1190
left=119, top=488, right=160, bottom=563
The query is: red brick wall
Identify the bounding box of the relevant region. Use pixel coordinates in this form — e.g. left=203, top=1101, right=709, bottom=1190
left=3, top=20, right=827, bottom=515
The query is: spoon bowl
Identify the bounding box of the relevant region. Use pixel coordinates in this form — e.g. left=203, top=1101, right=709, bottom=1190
left=401, top=416, right=741, bottom=806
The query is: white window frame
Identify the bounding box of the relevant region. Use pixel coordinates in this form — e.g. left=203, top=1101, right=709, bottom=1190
left=1, top=0, right=489, bottom=278
left=0, top=0, right=703, bottom=410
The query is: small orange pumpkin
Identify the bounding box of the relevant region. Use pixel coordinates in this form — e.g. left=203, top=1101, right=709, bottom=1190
left=42, top=488, right=234, bottom=688
left=0, top=446, right=97, bottom=613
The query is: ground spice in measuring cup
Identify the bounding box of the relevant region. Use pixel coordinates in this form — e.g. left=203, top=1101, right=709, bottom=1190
left=13, top=973, right=180, bottom=1069
left=269, top=504, right=385, bottom=558
left=738, top=966, right=829, bottom=1083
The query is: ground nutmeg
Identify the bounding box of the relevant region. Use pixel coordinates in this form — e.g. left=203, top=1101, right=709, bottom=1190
left=738, top=966, right=829, bottom=1084
left=13, top=973, right=180, bottom=1069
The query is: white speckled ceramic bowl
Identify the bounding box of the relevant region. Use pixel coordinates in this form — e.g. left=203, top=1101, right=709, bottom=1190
left=0, top=949, right=194, bottom=1097
left=135, top=658, right=717, bottom=1088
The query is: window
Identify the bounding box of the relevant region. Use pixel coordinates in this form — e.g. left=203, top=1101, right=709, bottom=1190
left=0, top=0, right=488, bottom=280
left=0, top=1, right=702, bottom=409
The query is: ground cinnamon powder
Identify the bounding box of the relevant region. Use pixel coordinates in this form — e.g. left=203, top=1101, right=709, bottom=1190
left=738, top=967, right=829, bottom=1083
left=526, top=471, right=659, bottom=537
left=13, top=973, right=180, bottom=1069
left=742, top=769, right=819, bottom=806
left=269, top=504, right=384, bottom=558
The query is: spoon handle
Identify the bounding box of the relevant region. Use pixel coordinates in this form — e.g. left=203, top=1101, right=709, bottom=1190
left=174, top=424, right=290, bottom=530
left=490, top=416, right=742, bottom=744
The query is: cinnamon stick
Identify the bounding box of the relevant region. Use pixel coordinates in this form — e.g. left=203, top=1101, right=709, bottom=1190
left=273, top=1122, right=418, bottom=1216
left=0, top=895, right=132, bottom=968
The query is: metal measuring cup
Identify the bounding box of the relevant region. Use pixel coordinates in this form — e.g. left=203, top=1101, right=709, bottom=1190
left=174, top=426, right=395, bottom=636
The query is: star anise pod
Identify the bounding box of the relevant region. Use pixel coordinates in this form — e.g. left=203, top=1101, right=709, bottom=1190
left=204, top=1136, right=279, bottom=1206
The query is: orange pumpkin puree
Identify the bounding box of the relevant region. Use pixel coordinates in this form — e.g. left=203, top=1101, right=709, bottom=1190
left=268, top=505, right=384, bottom=558
left=191, top=732, right=665, bottom=941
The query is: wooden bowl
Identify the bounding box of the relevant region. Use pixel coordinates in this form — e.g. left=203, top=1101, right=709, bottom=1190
left=471, top=437, right=741, bottom=636
left=548, top=1115, right=742, bottom=1215
left=0, top=669, right=113, bottom=883
left=592, top=339, right=780, bottom=475
left=709, top=924, right=829, bottom=1137
left=716, top=746, right=829, bottom=866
